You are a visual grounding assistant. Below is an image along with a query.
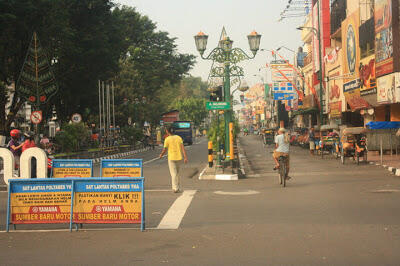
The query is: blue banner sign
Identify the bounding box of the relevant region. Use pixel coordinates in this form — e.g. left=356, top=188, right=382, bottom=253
left=51, top=159, right=93, bottom=178
left=274, top=93, right=295, bottom=101
left=6, top=177, right=145, bottom=232
left=101, top=159, right=143, bottom=177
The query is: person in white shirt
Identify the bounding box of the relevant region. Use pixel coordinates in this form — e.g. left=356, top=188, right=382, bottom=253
left=272, top=128, right=291, bottom=178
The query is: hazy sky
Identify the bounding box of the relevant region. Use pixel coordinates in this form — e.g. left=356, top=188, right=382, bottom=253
left=114, top=0, right=305, bottom=87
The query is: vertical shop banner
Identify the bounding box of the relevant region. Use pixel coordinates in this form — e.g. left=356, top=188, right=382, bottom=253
left=377, top=73, right=398, bottom=103
left=73, top=179, right=143, bottom=224
left=326, top=47, right=345, bottom=113
left=52, top=159, right=93, bottom=178
left=312, top=2, right=320, bottom=72
left=9, top=180, right=72, bottom=224
left=374, top=0, right=393, bottom=77
left=101, top=159, right=143, bottom=177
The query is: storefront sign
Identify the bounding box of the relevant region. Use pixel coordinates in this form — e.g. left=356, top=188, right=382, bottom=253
left=377, top=73, right=397, bottom=103
left=329, top=101, right=342, bottom=118
left=359, top=56, right=377, bottom=96
left=9, top=179, right=72, bottom=224
left=52, top=159, right=93, bottom=178
left=274, top=93, right=294, bottom=101
left=375, top=0, right=394, bottom=77
left=343, top=79, right=370, bottom=111
left=101, top=159, right=143, bottom=177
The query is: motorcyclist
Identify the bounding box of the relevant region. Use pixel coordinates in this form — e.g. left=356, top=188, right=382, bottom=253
left=8, top=129, right=23, bottom=171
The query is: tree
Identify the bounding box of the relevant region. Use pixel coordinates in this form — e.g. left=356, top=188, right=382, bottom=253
left=172, top=97, right=207, bottom=127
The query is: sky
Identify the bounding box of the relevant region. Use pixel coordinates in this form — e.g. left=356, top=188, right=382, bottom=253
left=114, top=0, right=305, bottom=87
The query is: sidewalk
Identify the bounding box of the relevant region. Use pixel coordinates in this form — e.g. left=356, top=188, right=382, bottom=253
left=367, top=151, right=400, bottom=176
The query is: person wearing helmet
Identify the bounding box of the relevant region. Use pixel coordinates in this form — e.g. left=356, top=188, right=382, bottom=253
left=8, top=129, right=23, bottom=170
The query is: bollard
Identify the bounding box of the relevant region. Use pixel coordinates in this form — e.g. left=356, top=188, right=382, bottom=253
left=208, top=141, right=213, bottom=168
left=229, top=122, right=234, bottom=160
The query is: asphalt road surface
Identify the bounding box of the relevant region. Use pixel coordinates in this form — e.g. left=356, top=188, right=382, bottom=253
left=1, top=135, right=400, bottom=265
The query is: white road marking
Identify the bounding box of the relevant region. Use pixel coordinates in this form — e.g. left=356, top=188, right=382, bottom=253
left=214, top=190, right=260, bottom=196
left=198, top=165, right=208, bottom=180
left=371, top=189, right=400, bottom=193
left=157, top=190, right=196, bottom=230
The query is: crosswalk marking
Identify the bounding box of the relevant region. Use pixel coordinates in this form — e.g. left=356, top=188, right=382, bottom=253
left=157, top=190, right=196, bottom=229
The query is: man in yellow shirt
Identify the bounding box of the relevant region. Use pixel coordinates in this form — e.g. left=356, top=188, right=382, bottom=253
left=159, top=125, right=188, bottom=193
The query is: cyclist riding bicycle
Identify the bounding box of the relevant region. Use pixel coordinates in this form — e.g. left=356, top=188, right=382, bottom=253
left=272, top=128, right=291, bottom=180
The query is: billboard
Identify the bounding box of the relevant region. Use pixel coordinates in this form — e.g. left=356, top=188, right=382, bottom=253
left=326, top=47, right=346, bottom=113
left=270, top=63, right=294, bottom=82
left=376, top=72, right=400, bottom=104
left=374, top=0, right=393, bottom=77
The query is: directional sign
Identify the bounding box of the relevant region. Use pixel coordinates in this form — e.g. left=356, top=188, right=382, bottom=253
left=30, top=111, right=42, bottom=124
left=206, top=101, right=231, bottom=110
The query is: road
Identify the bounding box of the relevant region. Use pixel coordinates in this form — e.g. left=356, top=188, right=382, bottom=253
left=1, top=135, right=400, bottom=265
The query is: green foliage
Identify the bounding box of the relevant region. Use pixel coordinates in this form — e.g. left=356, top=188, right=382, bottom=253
left=54, top=122, right=90, bottom=152
left=120, top=126, right=143, bottom=145
left=207, top=116, right=240, bottom=150
left=0, top=1, right=196, bottom=134
left=207, top=116, right=225, bottom=150
left=172, top=97, right=207, bottom=127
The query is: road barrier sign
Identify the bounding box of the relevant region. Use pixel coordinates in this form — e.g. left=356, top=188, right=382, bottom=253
left=101, top=159, right=143, bottom=177
left=6, top=177, right=145, bottom=231
left=206, top=101, right=231, bottom=110
left=51, top=159, right=93, bottom=178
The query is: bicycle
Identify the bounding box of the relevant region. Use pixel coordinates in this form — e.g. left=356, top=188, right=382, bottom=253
left=278, top=155, right=289, bottom=187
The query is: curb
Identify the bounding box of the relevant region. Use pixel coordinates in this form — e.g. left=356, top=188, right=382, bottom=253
left=370, top=161, right=400, bottom=176
left=91, top=147, right=152, bottom=164
left=237, top=141, right=252, bottom=178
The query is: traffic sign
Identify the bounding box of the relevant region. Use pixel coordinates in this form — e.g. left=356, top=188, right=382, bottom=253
left=71, top=113, right=82, bottom=123
left=206, top=101, right=231, bottom=110
left=30, top=111, right=42, bottom=124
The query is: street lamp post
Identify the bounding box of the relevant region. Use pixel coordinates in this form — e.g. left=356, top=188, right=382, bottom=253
left=195, top=30, right=261, bottom=160
left=297, top=24, right=325, bottom=126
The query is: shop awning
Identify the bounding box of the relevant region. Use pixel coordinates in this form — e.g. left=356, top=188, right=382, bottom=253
left=366, top=121, right=400, bottom=129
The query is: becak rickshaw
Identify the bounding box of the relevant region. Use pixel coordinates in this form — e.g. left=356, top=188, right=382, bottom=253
left=319, top=125, right=340, bottom=158
left=340, top=127, right=368, bottom=165
left=262, top=128, right=275, bottom=145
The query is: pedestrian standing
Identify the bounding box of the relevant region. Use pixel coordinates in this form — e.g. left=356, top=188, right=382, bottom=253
left=159, top=125, right=188, bottom=193
left=309, top=127, right=315, bottom=155
left=22, top=132, right=37, bottom=178
left=8, top=129, right=23, bottom=171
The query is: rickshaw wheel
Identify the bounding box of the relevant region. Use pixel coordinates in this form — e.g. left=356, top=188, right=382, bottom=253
left=356, top=151, right=360, bottom=165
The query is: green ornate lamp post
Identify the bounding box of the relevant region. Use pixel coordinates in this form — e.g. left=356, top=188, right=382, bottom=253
left=194, top=30, right=261, bottom=160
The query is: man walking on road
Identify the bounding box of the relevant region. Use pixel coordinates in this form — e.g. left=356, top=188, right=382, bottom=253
left=159, top=125, right=188, bottom=193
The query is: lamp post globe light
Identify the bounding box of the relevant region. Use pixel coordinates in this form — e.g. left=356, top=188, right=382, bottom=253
left=194, top=29, right=261, bottom=160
